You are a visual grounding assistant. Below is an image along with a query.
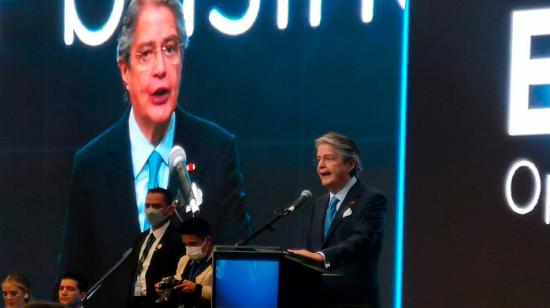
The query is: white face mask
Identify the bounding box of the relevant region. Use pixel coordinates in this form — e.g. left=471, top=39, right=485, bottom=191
left=145, top=207, right=167, bottom=227
left=186, top=239, right=207, bottom=261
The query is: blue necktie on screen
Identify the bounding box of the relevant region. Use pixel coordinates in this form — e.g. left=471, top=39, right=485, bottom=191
left=143, top=151, right=163, bottom=230
left=147, top=150, right=163, bottom=189
left=324, top=196, right=339, bottom=238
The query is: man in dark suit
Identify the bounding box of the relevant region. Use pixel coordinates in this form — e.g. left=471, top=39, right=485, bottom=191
left=289, top=132, right=387, bottom=307
left=130, top=188, right=184, bottom=307
left=58, top=1, right=250, bottom=307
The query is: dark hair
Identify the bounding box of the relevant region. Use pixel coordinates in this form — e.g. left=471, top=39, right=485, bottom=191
left=2, top=272, right=31, bottom=303
left=117, top=0, right=189, bottom=65
left=178, top=217, right=212, bottom=239
left=147, top=187, right=173, bottom=205
left=59, top=272, right=88, bottom=293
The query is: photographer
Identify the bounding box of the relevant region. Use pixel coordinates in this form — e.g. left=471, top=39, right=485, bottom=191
left=155, top=217, right=213, bottom=308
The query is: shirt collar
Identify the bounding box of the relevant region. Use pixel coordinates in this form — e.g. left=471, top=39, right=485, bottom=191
left=129, top=108, right=176, bottom=178
left=329, top=176, right=357, bottom=202
left=149, top=220, right=170, bottom=239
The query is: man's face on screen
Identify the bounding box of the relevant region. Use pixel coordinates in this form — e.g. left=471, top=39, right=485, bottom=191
left=119, top=3, right=182, bottom=129
left=316, top=143, right=354, bottom=193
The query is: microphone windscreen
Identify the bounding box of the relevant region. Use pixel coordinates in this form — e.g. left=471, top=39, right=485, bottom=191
left=169, top=145, right=187, bottom=169
left=301, top=190, right=312, bottom=199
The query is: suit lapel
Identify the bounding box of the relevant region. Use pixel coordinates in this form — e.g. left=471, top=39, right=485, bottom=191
left=148, top=223, right=170, bottom=267
left=323, top=181, right=364, bottom=246
left=311, top=194, right=330, bottom=250
left=106, top=110, right=140, bottom=242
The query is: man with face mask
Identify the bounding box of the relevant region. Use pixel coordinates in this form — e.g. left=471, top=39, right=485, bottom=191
left=155, top=217, right=213, bottom=308
left=130, top=188, right=185, bottom=307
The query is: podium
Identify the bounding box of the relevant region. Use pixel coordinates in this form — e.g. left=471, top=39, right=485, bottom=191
left=213, top=246, right=325, bottom=308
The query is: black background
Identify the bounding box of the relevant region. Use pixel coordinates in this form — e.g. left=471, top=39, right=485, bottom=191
left=405, top=0, right=550, bottom=306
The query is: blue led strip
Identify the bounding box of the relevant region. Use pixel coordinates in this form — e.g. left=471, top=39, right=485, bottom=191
left=394, top=0, right=410, bottom=307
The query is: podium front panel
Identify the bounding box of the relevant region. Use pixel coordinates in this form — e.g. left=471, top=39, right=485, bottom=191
left=213, top=248, right=281, bottom=308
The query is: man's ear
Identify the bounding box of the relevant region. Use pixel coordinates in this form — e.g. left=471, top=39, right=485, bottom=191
left=166, top=203, right=176, bottom=216
left=118, top=59, right=130, bottom=90
left=81, top=291, right=87, bottom=300
left=346, top=158, right=357, bottom=174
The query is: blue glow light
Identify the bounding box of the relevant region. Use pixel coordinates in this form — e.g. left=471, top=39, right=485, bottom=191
left=394, top=0, right=410, bottom=307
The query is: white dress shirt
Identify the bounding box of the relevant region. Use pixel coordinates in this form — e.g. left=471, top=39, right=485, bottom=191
left=328, top=176, right=357, bottom=214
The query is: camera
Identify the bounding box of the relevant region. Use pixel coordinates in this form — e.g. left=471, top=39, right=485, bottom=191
left=156, top=276, right=181, bottom=303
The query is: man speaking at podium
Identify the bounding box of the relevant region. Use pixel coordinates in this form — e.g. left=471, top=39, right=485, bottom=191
left=290, top=132, right=387, bottom=307
left=58, top=1, right=250, bottom=307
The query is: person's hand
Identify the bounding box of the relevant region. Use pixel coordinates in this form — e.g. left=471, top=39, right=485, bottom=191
left=174, top=280, right=197, bottom=294
left=154, top=282, right=164, bottom=296
left=287, top=249, right=324, bottom=263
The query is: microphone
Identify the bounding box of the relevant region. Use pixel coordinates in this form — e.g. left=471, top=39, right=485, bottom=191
left=169, top=145, right=195, bottom=206
left=285, top=190, right=313, bottom=213
left=235, top=190, right=313, bottom=246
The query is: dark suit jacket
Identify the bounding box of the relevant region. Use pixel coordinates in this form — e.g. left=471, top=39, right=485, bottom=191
left=307, top=180, right=386, bottom=307
left=130, top=222, right=185, bottom=304
left=58, top=107, right=250, bottom=308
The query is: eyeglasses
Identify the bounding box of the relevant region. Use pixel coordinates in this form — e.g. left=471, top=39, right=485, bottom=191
left=134, top=40, right=182, bottom=67
left=316, top=155, right=338, bottom=164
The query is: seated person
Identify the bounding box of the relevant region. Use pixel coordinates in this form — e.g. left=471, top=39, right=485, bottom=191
left=156, top=217, right=213, bottom=307
left=2, top=273, right=31, bottom=308
left=56, top=272, right=87, bottom=308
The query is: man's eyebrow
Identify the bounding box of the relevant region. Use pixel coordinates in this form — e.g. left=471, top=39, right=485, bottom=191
left=162, top=35, right=180, bottom=43
left=145, top=202, right=162, bottom=206
left=135, top=41, right=155, bottom=50
left=136, top=35, right=179, bottom=48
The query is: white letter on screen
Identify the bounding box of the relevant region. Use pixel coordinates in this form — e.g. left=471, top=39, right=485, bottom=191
left=209, top=0, right=261, bottom=36
left=277, top=0, right=289, bottom=29
left=362, top=0, right=374, bottom=23
left=183, top=0, right=195, bottom=37
left=397, top=0, right=406, bottom=9
left=309, top=0, right=321, bottom=27
left=505, top=159, right=541, bottom=215
left=509, top=9, right=550, bottom=135
left=64, top=0, right=125, bottom=46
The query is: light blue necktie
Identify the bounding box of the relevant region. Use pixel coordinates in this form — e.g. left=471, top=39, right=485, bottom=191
left=324, top=196, right=339, bottom=238
left=143, top=151, right=163, bottom=230
left=147, top=150, right=163, bottom=189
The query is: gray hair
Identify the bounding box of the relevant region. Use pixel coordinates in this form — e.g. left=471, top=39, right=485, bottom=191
left=116, top=0, right=189, bottom=65
left=315, top=132, right=363, bottom=176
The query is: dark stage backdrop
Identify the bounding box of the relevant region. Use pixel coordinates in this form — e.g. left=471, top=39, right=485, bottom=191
left=0, top=0, right=405, bottom=305
left=405, top=0, right=550, bottom=306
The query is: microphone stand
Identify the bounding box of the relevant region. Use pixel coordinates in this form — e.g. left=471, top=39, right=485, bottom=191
left=84, top=248, right=133, bottom=304
left=235, top=208, right=294, bottom=247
